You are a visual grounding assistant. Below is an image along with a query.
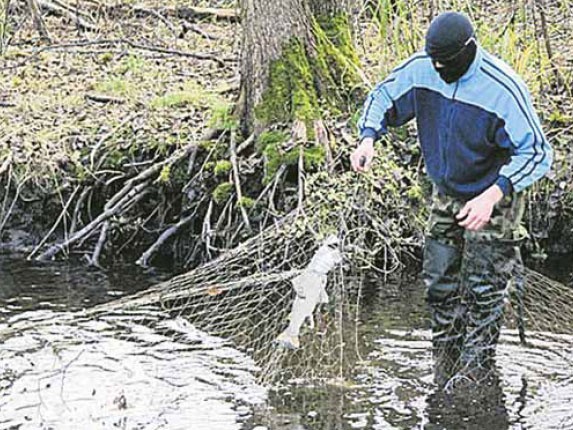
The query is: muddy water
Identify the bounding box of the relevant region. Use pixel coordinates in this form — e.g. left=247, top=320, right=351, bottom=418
left=1, top=254, right=572, bottom=429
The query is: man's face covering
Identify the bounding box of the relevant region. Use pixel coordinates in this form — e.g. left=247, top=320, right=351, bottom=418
left=432, top=40, right=477, bottom=83
left=425, top=12, right=478, bottom=84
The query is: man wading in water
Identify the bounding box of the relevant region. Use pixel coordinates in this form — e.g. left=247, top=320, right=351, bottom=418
left=351, top=12, right=552, bottom=386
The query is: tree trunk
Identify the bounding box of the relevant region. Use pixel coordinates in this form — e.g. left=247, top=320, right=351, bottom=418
left=238, top=0, right=362, bottom=134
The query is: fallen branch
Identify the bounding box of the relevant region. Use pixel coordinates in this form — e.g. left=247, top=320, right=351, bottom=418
left=0, top=153, right=12, bottom=177
left=27, top=185, right=80, bottom=259
left=87, top=220, right=109, bottom=267
left=124, top=39, right=229, bottom=67
left=69, top=186, right=92, bottom=234
left=136, top=212, right=195, bottom=268
left=0, top=0, right=12, bottom=54
left=181, top=21, right=220, bottom=40
left=36, top=145, right=195, bottom=261
left=172, top=6, right=239, bottom=22
left=36, top=180, right=149, bottom=261
left=49, top=0, right=93, bottom=19
left=133, top=6, right=177, bottom=37
left=85, top=92, right=125, bottom=104
left=37, top=0, right=97, bottom=31
left=89, top=113, right=136, bottom=169
left=0, top=38, right=233, bottom=71
left=26, top=0, right=51, bottom=41
left=0, top=174, right=29, bottom=237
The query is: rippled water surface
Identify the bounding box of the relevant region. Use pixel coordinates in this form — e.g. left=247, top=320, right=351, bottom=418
left=1, top=254, right=572, bottom=429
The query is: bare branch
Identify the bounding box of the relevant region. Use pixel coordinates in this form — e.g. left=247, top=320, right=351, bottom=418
left=87, top=220, right=109, bottom=267
left=230, top=131, right=251, bottom=231
left=26, top=0, right=51, bottom=41
left=136, top=212, right=196, bottom=268
left=36, top=0, right=96, bottom=31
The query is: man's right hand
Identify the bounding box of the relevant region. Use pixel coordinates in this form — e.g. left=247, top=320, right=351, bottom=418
left=350, top=138, right=375, bottom=172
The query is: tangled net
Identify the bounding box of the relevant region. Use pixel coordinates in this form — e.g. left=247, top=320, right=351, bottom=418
left=0, top=152, right=570, bottom=387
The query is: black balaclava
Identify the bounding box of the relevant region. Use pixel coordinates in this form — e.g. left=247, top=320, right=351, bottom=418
left=425, top=12, right=477, bottom=84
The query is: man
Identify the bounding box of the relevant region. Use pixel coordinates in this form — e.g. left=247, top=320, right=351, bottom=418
left=351, top=12, right=552, bottom=385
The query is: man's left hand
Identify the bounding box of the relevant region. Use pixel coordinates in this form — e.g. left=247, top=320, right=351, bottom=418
left=456, top=185, right=504, bottom=231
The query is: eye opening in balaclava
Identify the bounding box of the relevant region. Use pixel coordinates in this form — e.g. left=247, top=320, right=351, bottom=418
left=425, top=12, right=478, bottom=83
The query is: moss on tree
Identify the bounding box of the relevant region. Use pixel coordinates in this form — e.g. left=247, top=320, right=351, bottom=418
left=255, top=39, right=319, bottom=126
left=254, top=13, right=362, bottom=128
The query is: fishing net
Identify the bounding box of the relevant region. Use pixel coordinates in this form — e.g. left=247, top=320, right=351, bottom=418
left=78, top=161, right=424, bottom=385
left=425, top=238, right=573, bottom=390
left=0, top=153, right=570, bottom=388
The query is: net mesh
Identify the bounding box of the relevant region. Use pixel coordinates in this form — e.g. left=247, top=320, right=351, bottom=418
left=0, top=162, right=570, bottom=387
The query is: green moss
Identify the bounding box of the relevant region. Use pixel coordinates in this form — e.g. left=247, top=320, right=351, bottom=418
left=312, top=13, right=363, bottom=112
left=208, top=101, right=237, bottom=131
left=214, top=160, right=232, bottom=176
left=238, top=196, right=255, bottom=209
left=117, top=55, right=145, bottom=75
left=262, top=142, right=326, bottom=184
left=150, top=91, right=199, bottom=109
left=204, top=161, right=215, bottom=172
left=256, top=130, right=289, bottom=152
left=99, top=52, right=114, bottom=65
left=255, top=39, right=319, bottom=126
left=213, top=182, right=233, bottom=204
left=406, top=184, right=423, bottom=202
left=158, top=165, right=171, bottom=183
left=254, top=14, right=361, bottom=130
left=303, top=145, right=326, bottom=170
left=94, top=77, right=136, bottom=97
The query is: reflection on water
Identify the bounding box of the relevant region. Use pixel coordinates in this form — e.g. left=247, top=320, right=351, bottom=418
left=0, top=310, right=266, bottom=429
left=0, top=256, right=265, bottom=429
left=260, top=276, right=573, bottom=430
left=1, top=255, right=573, bottom=429
left=0, top=254, right=170, bottom=315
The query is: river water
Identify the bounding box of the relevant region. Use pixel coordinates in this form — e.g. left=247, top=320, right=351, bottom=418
left=0, top=254, right=572, bottom=429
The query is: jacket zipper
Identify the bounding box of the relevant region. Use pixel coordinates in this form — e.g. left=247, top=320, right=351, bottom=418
left=443, top=81, right=460, bottom=187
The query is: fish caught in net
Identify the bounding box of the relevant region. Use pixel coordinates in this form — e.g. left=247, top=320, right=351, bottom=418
left=0, top=163, right=571, bottom=388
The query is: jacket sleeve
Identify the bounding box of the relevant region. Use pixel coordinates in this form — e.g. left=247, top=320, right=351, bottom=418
left=493, top=81, right=553, bottom=196
left=357, top=54, right=424, bottom=141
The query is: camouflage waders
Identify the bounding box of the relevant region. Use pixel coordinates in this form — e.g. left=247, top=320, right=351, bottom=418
left=422, top=187, right=526, bottom=385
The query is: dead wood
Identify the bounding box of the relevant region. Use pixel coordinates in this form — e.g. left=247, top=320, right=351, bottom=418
left=172, top=6, right=239, bottom=23
left=85, top=92, right=125, bottom=104
left=36, top=0, right=97, bottom=31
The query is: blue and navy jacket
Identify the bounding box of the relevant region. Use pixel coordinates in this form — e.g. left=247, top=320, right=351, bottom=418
left=358, top=46, right=553, bottom=200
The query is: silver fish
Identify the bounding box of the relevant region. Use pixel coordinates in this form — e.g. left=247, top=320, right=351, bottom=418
left=276, top=235, right=342, bottom=349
